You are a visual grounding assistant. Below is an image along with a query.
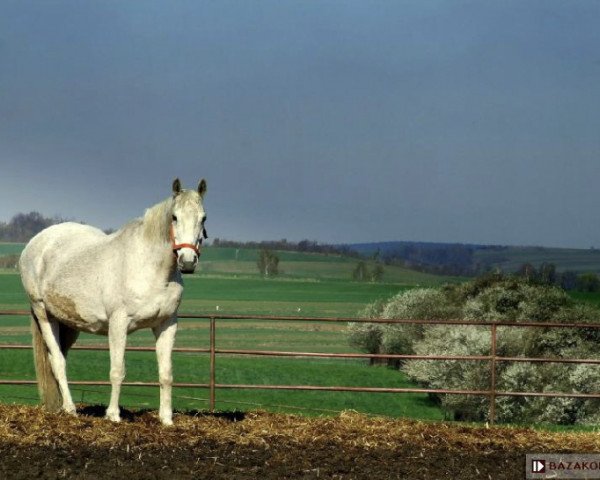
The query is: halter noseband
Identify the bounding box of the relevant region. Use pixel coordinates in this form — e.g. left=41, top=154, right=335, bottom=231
left=170, top=223, right=200, bottom=257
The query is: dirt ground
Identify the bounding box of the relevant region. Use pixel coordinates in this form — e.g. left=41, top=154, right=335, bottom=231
left=1, top=404, right=599, bottom=480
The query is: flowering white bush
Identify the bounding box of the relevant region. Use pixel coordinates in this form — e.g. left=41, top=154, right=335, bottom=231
left=349, top=276, right=600, bottom=424
left=381, top=288, right=456, bottom=320
left=348, top=289, right=459, bottom=359
left=348, top=299, right=386, bottom=357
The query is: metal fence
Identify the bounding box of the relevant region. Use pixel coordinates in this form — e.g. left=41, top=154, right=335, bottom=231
left=2, top=309, right=600, bottom=424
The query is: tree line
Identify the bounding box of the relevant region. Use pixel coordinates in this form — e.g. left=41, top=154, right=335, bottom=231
left=212, top=237, right=359, bottom=258
left=0, top=212, right=67, bottom=242
left=514, top=262, right=600, bottom=292
left=0, top=212, right=73, bottom=268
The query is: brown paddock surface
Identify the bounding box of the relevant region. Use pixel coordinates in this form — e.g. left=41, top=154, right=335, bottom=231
left=0, top=404, right=599, bottom=480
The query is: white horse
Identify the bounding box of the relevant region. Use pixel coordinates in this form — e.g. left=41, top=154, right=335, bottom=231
left=19, top=178, right=207, bottom=425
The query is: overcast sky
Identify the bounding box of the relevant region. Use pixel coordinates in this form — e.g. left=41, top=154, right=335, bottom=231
left=1, top=1, right=599, bottom=248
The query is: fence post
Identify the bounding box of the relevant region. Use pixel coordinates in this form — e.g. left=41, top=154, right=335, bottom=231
left=209, top=316, right=216, bottom=412
left=489, top=323, right=497, bottom=425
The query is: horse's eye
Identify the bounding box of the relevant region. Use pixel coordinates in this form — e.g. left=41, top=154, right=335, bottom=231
left=172, top=215, right=177, bottom=222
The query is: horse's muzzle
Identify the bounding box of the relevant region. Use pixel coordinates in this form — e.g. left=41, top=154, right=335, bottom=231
left=178, top=253, right=199, bottom=274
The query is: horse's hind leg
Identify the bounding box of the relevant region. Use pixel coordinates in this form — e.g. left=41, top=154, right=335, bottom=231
left=32, top=303, right=77, bottom=414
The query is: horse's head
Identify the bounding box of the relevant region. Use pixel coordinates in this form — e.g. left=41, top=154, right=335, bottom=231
left=170, top=178, right=208, bottom=274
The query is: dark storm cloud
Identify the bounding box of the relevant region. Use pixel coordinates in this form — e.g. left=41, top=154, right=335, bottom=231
left=1, top=1, right=599, bottom=247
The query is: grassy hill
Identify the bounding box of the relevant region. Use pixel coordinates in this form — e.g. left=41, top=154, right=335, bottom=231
left=8, top=238, right=600, bottom=277
left=0, top=242, right=462, bottom=286
left=200, top=247, right=463, bottom=285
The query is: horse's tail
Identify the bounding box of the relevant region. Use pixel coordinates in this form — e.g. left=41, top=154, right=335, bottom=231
left=31, top=310, right=62, bottom=411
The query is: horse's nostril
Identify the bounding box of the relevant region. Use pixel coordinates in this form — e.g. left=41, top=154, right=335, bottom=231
left=178, top=254, right=197, bottom=273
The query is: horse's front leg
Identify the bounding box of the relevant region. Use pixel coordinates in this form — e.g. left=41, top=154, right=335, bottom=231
left=106, top=312, right=129, bottom=422
left=153, top=315, right=178, bottom=426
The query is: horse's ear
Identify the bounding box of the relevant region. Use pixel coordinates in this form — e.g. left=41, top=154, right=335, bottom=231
left=172, top=178, right=182, bottom=196
left=198, top=179, right=207, bottom=198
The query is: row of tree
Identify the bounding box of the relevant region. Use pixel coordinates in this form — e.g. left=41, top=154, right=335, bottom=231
left=0, top=212, right=67, bottom=242
left=515, top=262, right=600, bottom=292
left=213, top=237, right=359, bottom=258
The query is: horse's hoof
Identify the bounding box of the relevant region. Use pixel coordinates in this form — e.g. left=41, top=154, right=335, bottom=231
left=105, top=411, right=121, bottom=423
left=160, top=417, right=173, bottom=426
left=63, top=405, right=77, bottom=416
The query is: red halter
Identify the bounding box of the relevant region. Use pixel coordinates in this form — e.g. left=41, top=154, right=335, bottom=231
left=170, top=223, right=200, bottom=257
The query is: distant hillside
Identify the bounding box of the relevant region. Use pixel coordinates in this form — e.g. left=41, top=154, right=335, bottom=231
left=473, top=246, right=600, bottom=274
left=347, top=241, right=600, bottom=276
left=349, top=241, right=490, bottom=257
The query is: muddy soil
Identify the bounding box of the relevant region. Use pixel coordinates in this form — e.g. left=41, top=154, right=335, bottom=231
left=0, top=404, right=596, bottom=479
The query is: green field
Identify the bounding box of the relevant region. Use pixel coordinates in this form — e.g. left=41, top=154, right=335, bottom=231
left=569, top=291, right=600, bottom=309
left=0, top=264, right=444, bottom=420
left=0, top=243, right=23, bottom=256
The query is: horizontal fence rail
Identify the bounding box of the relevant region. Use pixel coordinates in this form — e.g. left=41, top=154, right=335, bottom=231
left=2, top=309, right=600, bottom=423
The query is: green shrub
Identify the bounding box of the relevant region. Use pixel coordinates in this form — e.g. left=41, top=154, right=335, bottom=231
left=349, top=289, right=460, bottom=362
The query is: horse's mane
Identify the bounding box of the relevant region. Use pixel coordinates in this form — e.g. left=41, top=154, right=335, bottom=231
left=114, top=197, right=173, bottom=245
left=141, top=197, right=174, bottom=244
left=116, top=190, right=199, bottom=245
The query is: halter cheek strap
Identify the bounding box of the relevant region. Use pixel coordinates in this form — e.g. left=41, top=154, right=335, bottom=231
left=170, top=224, right=200, bottom=257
